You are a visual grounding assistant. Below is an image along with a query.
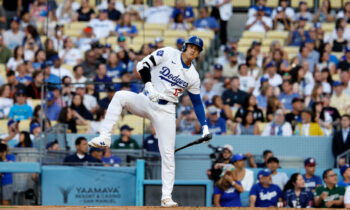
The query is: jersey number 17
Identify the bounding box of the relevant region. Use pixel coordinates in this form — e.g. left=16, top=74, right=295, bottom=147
left=173, top=89, right=183, bottom=96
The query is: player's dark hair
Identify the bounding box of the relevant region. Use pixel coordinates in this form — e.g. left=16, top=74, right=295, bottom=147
left=263, top=150, right=273, bottom=158
left=267, top=156, right=279, bottom=164
left=322, top=168, right=333, bottom=179
left=75, top=137, right=87, bottom=146
left=283, top=173, right=300, bottom=192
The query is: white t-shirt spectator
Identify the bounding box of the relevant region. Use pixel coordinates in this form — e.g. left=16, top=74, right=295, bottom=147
left=345, top=186, right=350, bottom=206
left=261, top=73, right=282, bottom=87
left=217, top=0, right=232, bottom=21
left=0, top=97, right=14, bottom=118
left=144, top=5, right=173, bottom=24
left=261, top=122, right=293, bottom=136
left=83, top=94, right=98, bottom=112
left=51, top=66, right=73, bottom=79
left=3, top=30, right=25, bottom=50
left=97, top=0, right=125, bottom=13
left=88, top=19, right=115, bottom=39
left=239, top=75, right=255, bottom=92
left=58, top=48, right=82, bottom=66
left=271, top=7, right=295, bottom=20
left=272, top=171, right=289, bottom=190
left=242, top=169, right=254, bottom=192
left=245, top=16, right=272, bottom=32
left=295, top=12, right=313, bottom=22
left=6, top=57, right=24, bottom=70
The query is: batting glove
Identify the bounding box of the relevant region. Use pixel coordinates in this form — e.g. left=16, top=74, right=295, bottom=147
left=201, top=125, right=211, bottom=143
left=144, top=82, right=161, bottom=102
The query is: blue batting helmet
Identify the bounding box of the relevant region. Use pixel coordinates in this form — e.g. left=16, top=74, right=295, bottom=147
left=182, top=35, right=203, bottom=52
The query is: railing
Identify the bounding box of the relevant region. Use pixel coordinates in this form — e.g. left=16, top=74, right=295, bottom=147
left=336, top=148, right=350, bottom=168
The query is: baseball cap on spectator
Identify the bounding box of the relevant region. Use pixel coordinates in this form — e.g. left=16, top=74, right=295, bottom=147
left=333, top=81, right=342, bottom=87
left=75, top=84, right=85, bottom=89
left=46, top=140, right=58, bottom=149
left=99, top=9, right=108, bottom=13
left=345, top=46, right=350, bottom=53
left=224, top=45, right=231, bottom=52
left=11, top=16, right=21, bottom=23
left=214, top=63, right=223, bottom=70
left=176, top=37, right=185, bottom=45
left=301, top=107, right=313, bottom=115
left=265, top=61, right=275, bottom=69
left=7, top=119, right=15, bottom=127
left=105, top=43, right=111, bottom=48
left=30, top=123, right=40, bottom=134
left=304, top=157, right=316, bottom=166
left=106, top=85, right=115, bottom=92
left=84, top=26, right=93, bottom=33
left=46, top=91, right=54, bottom=101
left=118, top=36, right=126, bottom=42
left=51, top=55, right=60, bottom=62
left=231, top=153, right=247, bottom=163
left=222, top=144, right=233, bottom=153
left=90, top=147, right=104, bottom=153
left=257, top=169, right=272, bottom=179
left=120, top=124, right=134, bottom=131
left=16, top=89, right=25, bottom=96
left=299, top=1, right=307, bottom=5
left=292, top=97, right=304, bottom=104
left=340, top=164, right=350, bottom=176
left=260, top=77, right=269, bottom=83
left=207, top=106, right=218, bottom=115
left=155, top=36, right=163, bottom=43
left=257, top=5, right=265, bottom=11
left=305, top=38, right=314, bottom=44
left=298, top=16, right=308, bottom=21
left=252, top=40, right=262, bottom=47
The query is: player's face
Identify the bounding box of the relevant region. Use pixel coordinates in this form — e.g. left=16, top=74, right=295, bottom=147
left=184, top=44, right=200, bottom=61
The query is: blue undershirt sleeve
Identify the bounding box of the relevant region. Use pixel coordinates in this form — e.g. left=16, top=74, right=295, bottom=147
left=188, top=92, right=207, bottom=126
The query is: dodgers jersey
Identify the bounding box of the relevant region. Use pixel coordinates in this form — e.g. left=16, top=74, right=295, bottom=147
left=140, top=47, right=201, bottom=103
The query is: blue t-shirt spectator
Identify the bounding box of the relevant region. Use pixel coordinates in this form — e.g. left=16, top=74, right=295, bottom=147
left=115, top=24, right=138, bottom=37
left=2, top=154, right=15, bottom=185
left=283, top=188, right=314, bottom=208
left=213, top=181, right=242, bottom=207
left=207, top=117, right=226, bottom=135
left=45, top=73, right=61, bottom=89
left=171, top=7, right=194, bottom=20
left=93, top=75, right=112, bottom=92
left=256, top=95, right=267, bottom=109
left=8, top=104, right=33, bottom=120
left=278, top=93, right=301, bottom=110
left=16, top=75, right=32, bottom=84
left=337, top=180, right=350, bottom=187
left=106, top=65, right=125, bottom=78
left=143, top=135, right=159, bottom=153
left=289, top=31, right=310, bottom=47
left=249, top=183, right=282, bottom=207
left=45, top=101, right=62, bottom=121
left=193, top=17, right=219, bottom=30
left=302, top=174, right=322, bottom=191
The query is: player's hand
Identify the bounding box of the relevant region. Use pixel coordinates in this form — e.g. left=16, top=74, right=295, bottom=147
left=144, top=82, right=162, bottom=102
left=201, top=125, right=211, bottom=143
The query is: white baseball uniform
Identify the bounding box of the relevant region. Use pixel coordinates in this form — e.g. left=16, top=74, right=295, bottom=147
left=99, top=47, right=201, bottom=200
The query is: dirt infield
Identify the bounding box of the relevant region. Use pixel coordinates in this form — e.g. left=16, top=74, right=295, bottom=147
left=0, top=207, right=345, bottom=210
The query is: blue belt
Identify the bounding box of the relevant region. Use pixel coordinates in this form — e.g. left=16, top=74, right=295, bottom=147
left=158, top=99, right=170, bottom=105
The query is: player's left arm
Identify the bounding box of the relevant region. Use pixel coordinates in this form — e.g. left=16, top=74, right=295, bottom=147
left=188, top=91, right=210, bottom=138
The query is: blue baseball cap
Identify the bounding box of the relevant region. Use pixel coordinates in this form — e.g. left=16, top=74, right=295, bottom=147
left=304, top=157, right=316, bottom=166
left=257, top=5, right=265, bottom=11
left=299, top=16, right=308, bottom=21
left=11, top=16, right=21, bottom=23
left=7, top=119, right=15, bottom=127
left=16, top=89, right=25, bottom=96
left=176, top=37, right=185, bottom=45
left=46, top=91, right=54, bottom=101
left=314, top=22, right=321, bottom=29
left=106, top=85, right=115, bottom=92
left=46, top=140, right=57, bottom=149
left=99, top=9, right=108, bottom=13
left=257, top=169, right=272, bottom=179
left=120, top=124, right=134, bottom=131
left=265, top=61, right=275, bottom=69
left=299, top=0, right=307, bottom=5
left=333, top=81, right=342, bottom=87
left=252, top=40, right=262, bottom=47
left=260, top=77, right=269, bottom=83
left=214, top=63, right=223, bottom=70
left=231, top=153, right=247, bottom=163
left=90, top=147, right=105, bottom=153
left=345, top=46, right=350, bottom=53
left=305, top=38, right=315, bottom=44
left=340, top=164, right=350, bottom=176
left=30, top=123, right=40, bottom=134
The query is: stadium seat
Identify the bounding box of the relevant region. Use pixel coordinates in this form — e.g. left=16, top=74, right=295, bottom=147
left=189, top=30, right=215, bottom=40
left=128, top=43, right=142, bottom=52
left=284, top=46, right=300, bottom=55
left=117, top=114, right=150, bottom=135
left=332, top=52, right=344, bottom=60
left=164, top=30, right=188, bottom=38
left=28, top=99, right=42, bottom=109
left=77, top=121, right=90, bottom=134
left=132, top=21, right=143, bottom=30
left=19, top=120, right=30, bottom=132
left=261, top=46, right=270, bottom=54
left=262, top=38, right=285, bottom=47
left=40, top=36, right=47, bottom=45
left=321, top=23, right=335, bottom=33
left=321, top=0, right=341, bottom=8
left=257, top=122, right=268, bottom=134
left=139, top=30, right=162, bottom=38
left=266, top=0, right=279, bottom=7
left=124, top=0, right=134, bottom=6
left=65, top=29, right=81, bottom=38
left=237, top=46, right=250, bottom=54
left=242, top=31, right=264, bottom=40
left=238, top=38, right=256, bottom=47
left=266, top=31, right=289, bottom=39
left=163, top=0, right=175, bottom=7
left=61, top=64, right=74, bottom=75
left=232, top=0, right=251, bottom=7
left=291, top=0, right=314, bottom=8
left=68, top=22, right=88, bottom=31
left=185, top=0, right=199, bottom=7
left=0, top=64, right=7, bottom=83
left=144, top=23, right=167, bottom=31
left=130, top=36, right=155, bottom=44
left=332, top=74, right=340, bottom=81
left=0, top=119, right=8, bottom=133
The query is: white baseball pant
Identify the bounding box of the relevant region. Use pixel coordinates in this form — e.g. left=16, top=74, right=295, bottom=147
left=99, top=90, right=176, bottom=200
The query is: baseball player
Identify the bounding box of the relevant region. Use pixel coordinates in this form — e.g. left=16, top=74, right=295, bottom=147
left=88, top=36, right=211, bottom=207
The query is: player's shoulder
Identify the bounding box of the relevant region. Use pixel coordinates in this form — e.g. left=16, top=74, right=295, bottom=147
left=156, top=47, right=180, bottom=56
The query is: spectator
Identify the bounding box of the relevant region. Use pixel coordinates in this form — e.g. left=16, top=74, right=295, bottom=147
left=212, top=95, right=228, bottom=120
left=51, top=55, right=73, bottom=79
left=193, top=7, right=219, bottom=32
left=246, top=55, right=262, bottom=80
left=58, top=37, right=83, bottom=66
left=222, top=52, right=239, bottom=78
left=285, top=97, right=303, bottom=130
left=249, top=169, right=283, bottom=207
left=295, top=107, right=323, bottom=136
left=71, top=65, right=87, bottom=88
left=56, top=0, right=76, bottom=24
left=338, top=164, right=350, bottom=187
left=336, top=2, right=350, bottom=23
left=215, top=0, right=232, bottom=45
left=261, top=62, right=282, bottom=88
left=89, top=147, right=104, bottom=164
left=272, top=6, right=291, bottom=31
left=142, top=125, right=159, bottom=152
left=143, top=0, right=172, bottom=24
left=106, top=0, right=122, bottom=21
left=207, top=106, right=226, bottom=135
left=3, top=16, right=25, bottom=50
left=257, top=150, right=274, bottom=168
left=30, top=122, right=41, bottom=137
left=234, top=110, right=259, bottom=135
left=170, top=11, right=189, bottom=30
left=287, top=17, right=310, bottom=46
left=46, top=140, right=60, bottom=151
left=307, top=83, right=323, bottom=108
left=0, top=143, right=15, bottom=205
left=126, top=0, right=148, bottom=21
left=314, top=0, right=335, bottom=22
left=6, top=45, right=24, bottom=71
left=248, top=0, right=272, bottom=18
left=245, top=6, right=272, bottom=33
left=332, top=27, right=347, bottom=52
left=7, top=70, right=24, bottom=98
left=283, top=173, right=314, bottom=208
left=316, top=51, right=336, bottom=73
left=81, top=49, right=100, bottom=78
left=298, top=44, right=317, bottom=74
left=19, top=11, right=36, bottom=31
left=63, top=137, right=98, bottom=165
left=271, top=0, right=294, bottom=20
left=16, top=131, right=32, bottom=148
left=175, top=37, right=184, bottom=51
left=0, top=84, right=14, bottom=119
left=234, top=94, right=264, bottom=123
left=342, top=71, right=350, bottom=97
left=170, top=0, right=194, bottom=24
left=176, top=109, right=200, bottom=135
left=88, top=108, right=105, bottom=134
left=45, top=91, right=61, bottom=121
left=70, top=94, right=93, bottom=120
left=15, top=63, right=31, bottom=86
left=262, top=109, right=292, bottom=136
left=266, top=157, right=288, bottom=190
left=22, top=25, right=42, bottom=50
left=8, top=89, right=33, bottom=120
left=76, top=26, right=97, bottom=52
left=314, top=169, right=345, bottom=208
left=112, top=125, right=140, bottom=149
left=115, top=12, right=138, bottom=38
left=93, top=63, right=112, bottom=93
left=75, top=84, right=98, bottom=114
left=25, top=70, right=42, bottom=100
left=101, top=147, right=122, bottom=167
left=338, top=46, right=350, bottom=72
left=74, top=0, right=95, bottom=21
left=256, top=84, right=273, bottom=110
left=332, top=114, right=350, bottom=166
left=207, top=144, right=233, bottom=182
left=201, top=78, right=216, bottom=104
left=330, top=81, right=350, bottom=115
left=345, top=186, right=350, bottom=208
left=0, top=34, right=12, bottom=64
left=237, top=64, right=255, bottom=94
left=222, top=76, right=248, bottom=118
left=278, top=80, right=301, bottom=111
left=176, top=95, right=192, bottom=117
left=294, top=1, right=312, bottom=22
left=57, top=107, right=87, bottom=133
left=230, top=154, right=254, bottom=191
left=213, top=170, right=244, bottom=207
left=212, top=64, right=226, bottom=95
left=319, top=95, right=340, bottom=134
left=99, top=85, right=115, bottom=110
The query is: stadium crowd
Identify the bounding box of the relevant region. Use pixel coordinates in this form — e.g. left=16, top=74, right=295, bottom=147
left=0, top=0, right=349, bottom=207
